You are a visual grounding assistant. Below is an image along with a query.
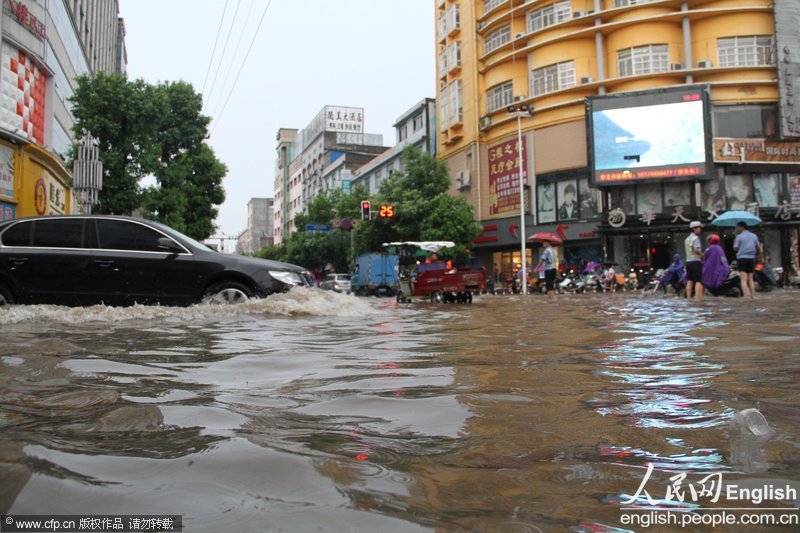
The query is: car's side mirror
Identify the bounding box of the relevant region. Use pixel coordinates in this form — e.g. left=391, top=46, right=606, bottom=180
left=157, top=237, right=182, bottom=253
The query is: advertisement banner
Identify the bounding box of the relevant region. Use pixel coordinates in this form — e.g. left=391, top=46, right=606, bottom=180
left=488, top=137, right=528, bottom=216
left=588, top=86, right=711, bottom=186
left=713, top=138, right=800, bottom=164
left=0, top=143, right=13, bottom=198
left=0, top=201, right=15, bottom=220
left=790, top=175, right=800, bottom=205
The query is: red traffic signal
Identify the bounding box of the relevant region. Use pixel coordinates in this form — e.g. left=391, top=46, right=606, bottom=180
left=379, top=205, right=395, bottom=218
left=361, top=200, right=371, bottom=220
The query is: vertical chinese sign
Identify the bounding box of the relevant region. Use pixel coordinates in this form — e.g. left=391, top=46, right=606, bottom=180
left=488, top=137, right=527, bottom=216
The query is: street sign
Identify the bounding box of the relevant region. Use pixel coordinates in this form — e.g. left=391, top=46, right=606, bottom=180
left=341, top=218, right=353, bottom=230
left=331, top=218, right=341, bottom=228
left=305, top=224, right=331, bottom=233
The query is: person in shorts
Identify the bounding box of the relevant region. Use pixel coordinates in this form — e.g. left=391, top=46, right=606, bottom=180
left=685, top=221, right=704, bottom=301
left=734, top=221, right=763, bottom=299
left=534, top=239, right=558, bottom=303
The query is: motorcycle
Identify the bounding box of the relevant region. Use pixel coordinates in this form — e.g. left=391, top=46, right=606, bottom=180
left=705, top=268, right=742, bottom=297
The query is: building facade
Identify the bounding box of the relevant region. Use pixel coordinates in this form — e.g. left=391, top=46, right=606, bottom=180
left=0, top=0, right=126, bottom=221
left=435, top=0, right=800, bottom=279
left=272, top=106, right=387, bottom=244
left=351, top=97, right=437, bottom=194
left=238, top=197, right=273, bottom=254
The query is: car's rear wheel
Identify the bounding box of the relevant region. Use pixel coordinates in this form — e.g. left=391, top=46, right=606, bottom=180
left=0, top=284, right=14, bottom=307
left=202, top=281, right=253, bottom=305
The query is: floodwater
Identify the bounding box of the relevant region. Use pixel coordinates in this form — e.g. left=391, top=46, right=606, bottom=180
left=1, top=288, right=799, bottom=532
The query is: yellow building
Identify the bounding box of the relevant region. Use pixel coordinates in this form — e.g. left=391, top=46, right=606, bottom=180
left=435, top=0, right=800, bottom=279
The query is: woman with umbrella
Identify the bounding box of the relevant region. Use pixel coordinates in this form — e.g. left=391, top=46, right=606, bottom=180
left=531, top=232, right=561, bottom=303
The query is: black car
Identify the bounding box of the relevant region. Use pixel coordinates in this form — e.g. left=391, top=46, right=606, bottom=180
left=0, top=215, right=311, bottom=307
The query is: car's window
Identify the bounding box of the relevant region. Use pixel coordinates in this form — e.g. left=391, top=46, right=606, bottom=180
left=32, top=219, right=84, bottom=248
left=96, top=220, right=167, bottom=252
left=336, top=275, right=350, bottom=280
left=323, top=275, right=334, bottom=282
left=1, top=221, right=32, bottom=246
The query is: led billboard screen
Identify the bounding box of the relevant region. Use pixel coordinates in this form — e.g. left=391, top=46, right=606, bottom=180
left=587, top=85, right=712, bottom=186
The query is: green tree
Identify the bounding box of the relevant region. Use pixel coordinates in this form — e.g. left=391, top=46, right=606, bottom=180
left=71, top=75, right=227, bottom=240
left=70, top=73, right=162, bottom=214
left=358, top=146, right=482, bottom=252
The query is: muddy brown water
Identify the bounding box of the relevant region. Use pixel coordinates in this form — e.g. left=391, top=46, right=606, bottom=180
left=0, top=288, right=798, bottom=531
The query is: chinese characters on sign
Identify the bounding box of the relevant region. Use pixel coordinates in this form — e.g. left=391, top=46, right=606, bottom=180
left=775, top=0, right=800, bottom=137
left=2, top=0, right=46, bottom=39
left=598, top=166, right=702, bottom=183
left=713, top=139, right=800, bottom=163
left=488, top=138, right=527, bottom=216
left=303, top=106, right=364, bottom=149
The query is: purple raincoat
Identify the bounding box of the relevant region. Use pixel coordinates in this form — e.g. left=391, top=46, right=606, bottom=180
left=702, top=244, right=730, bottom=289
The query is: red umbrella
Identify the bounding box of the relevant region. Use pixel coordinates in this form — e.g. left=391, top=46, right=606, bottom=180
left=528, top=232, right=563, bottom=245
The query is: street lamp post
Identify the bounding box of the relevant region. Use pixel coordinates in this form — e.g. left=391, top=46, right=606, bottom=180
left=507, top=104, right=534, bottom=295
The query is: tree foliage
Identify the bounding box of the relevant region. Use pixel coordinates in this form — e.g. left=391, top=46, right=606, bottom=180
left=70, top=74, right=226, bottom=240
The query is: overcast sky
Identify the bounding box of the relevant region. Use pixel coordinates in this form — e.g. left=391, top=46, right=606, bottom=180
left=121, top=0, right=435, bottom=246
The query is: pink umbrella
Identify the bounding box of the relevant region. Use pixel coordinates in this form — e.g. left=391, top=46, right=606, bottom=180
left=528, top=232, right=563, bottom=245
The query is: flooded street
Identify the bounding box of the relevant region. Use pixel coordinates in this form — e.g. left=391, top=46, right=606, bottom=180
left=1, top=289, right=799, bottom=531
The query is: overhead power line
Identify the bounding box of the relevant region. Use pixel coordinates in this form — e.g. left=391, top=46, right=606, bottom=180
left=208, top=0, right=257, bottom=118
left=204, top=0, right=243, bottom=112
left=210, top=0, right=273, bottom=133
left=200, top=0, right=230, bottom=98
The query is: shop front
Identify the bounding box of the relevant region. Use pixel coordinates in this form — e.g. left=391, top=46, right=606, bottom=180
left=0, top=139, right=74, bottom=220
left=473, top=215, right=603, bottom=282
left=599, top=172, right=800, bottom=276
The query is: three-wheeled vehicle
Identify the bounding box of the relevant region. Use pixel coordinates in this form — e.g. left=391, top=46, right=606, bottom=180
left=385, top=241, right=488, bottom=304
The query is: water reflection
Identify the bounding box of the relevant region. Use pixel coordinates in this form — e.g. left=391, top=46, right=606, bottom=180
left=0, top=290, right=798, bottom=530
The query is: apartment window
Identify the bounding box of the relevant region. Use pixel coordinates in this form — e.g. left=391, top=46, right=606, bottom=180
left=484, top=25, right=511, bottom=54
left=486, top=81, right=514, bottom=113
left=527, top=1, right=572, bottom=33
left=446, top=4, right=460, bottom=34
left=412, top=114, right=423, bottom=132
left=449, top=79, right=463, bottom=126
left=438, top=48, right=447, bottom=75
left=484, top=0, right=506, bottom=14
left=446, top=41, right=461, bottom=71
left=614, top=0, right=657, bottom=6
left=718, top=36, right=774, bottom=67
left=399, top=124, right=408, bottom=142
left=617, top=44, right=669, bottom=77
left=530, top=61, right=575, bottom=96
left=438, top=13, right=446, bottom=41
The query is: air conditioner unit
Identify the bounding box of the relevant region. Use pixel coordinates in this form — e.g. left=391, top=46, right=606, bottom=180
left=480, top=115, right=491, bottom=130
left=513, top=95, right=526, bottom=102
left=698, top=60, right=713, bottom=68
left=670, top=63, right=684, bottom=71
left=580, top=76, right=593, bottom=85
left=573, top=11, right=586, bottom=18
left=457, top=170, right=472, bottom=189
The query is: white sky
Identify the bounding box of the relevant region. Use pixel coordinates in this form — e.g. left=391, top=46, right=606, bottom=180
left=121, top=0, right=435, bottom=242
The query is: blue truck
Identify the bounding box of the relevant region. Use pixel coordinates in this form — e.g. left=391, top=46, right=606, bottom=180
left=350, top=253, right=399, bottom=296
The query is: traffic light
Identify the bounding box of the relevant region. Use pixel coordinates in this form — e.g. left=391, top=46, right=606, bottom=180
left=361, top=200, right=371, bottom=220
left=379, top=205, right=395, bottom=218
